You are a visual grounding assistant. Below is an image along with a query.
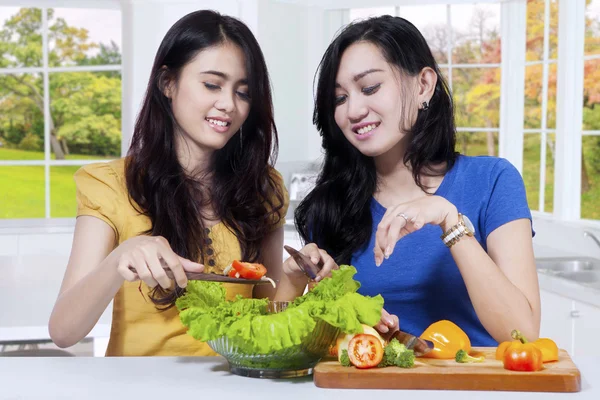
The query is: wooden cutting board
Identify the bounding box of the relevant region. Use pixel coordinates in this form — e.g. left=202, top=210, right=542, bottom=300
left=313, top=347, right=581, bottom=392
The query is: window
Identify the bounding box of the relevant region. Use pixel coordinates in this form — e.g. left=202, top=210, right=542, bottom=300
left=522, top=0, right=558, bottom=214
left=349, top=3, right=502, bottom=158
left=0, top=6, right=121, bottom=219
left=582, top=0, right=600, bottom=220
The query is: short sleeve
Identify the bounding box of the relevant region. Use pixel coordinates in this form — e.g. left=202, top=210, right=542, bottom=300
left=482, top=158, right=534, bottom=240
left=267, top=168, right=290, bottom=231
left=74, top=162, right=125, bottom=240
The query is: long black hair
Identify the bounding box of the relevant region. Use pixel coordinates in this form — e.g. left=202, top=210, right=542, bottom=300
left=295, top=15, right=457, bottom=265
left=126, top=10, right=283, bottom=308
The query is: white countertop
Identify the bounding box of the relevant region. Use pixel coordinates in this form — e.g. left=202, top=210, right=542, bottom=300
left=0, top=356, right=597, bottom=399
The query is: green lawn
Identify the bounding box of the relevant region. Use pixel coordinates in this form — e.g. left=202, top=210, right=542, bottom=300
left=0, top=148, right=112, bottom=218
left=1, top=145, right=599, bottom=220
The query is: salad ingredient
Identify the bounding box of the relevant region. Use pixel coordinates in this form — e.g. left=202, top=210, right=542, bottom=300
left=330, top=324, right=385, bottom=359
left=339, top=350, right=352, bottom=367
left=231, top=260, right=267, bottom=280
left=420, top=320, right=471, bottom=359
left=455, top=349, right=485, bottom=363
left=177, top=265, right=384, bottom=355
left=347, top=334, right=384, bottom=369
left=378, top=338, right=415, bottom=368
left=503, top=330, right=543, bottom=372
left=496, top=332, right=558, bottom=363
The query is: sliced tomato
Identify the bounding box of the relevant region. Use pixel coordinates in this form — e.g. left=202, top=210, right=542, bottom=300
left=227, top=268, right=239, bottom=278
left=347, top=334, right=384, bottom=369
left=231, top=260, right=267, bottom=280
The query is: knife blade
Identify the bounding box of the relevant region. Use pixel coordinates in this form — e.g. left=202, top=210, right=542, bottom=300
left=128, top=267, right=274, bottom=285
left=283, top=245, right=323, bottom=280
left=388, top=329, right=434, bottom=357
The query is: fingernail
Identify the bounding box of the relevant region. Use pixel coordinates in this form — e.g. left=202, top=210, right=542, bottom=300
left=384, top=245, right=392, bottom=258
left=315, top=276, right=321, bottom=282
left=311, top=257, right=319, bottom=264
left=379, top=325, right=389, bottom=333
left=386, top=318, right=394, bottom=326
left=375, top=257, right=382, bottom=267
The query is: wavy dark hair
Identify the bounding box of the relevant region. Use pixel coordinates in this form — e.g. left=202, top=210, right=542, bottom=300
left=295, top=15, right=457, bottom=265
left=126, top=10, right=283, bottom=308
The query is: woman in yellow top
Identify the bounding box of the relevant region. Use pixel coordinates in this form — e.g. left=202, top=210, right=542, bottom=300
left=48, top=10, right=332, bottom=356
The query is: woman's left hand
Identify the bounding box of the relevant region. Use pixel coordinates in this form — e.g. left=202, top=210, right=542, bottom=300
left=374, top=195, right=457, bottom=266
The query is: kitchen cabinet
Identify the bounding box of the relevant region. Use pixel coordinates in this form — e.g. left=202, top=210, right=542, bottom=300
left=539, top=290, right=574, bottom=354
left=540, top=289, right=600, bottom=357
left=573, top=300, right=600, bottom=358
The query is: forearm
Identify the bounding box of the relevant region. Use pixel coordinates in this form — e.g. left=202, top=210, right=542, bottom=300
left=273, top=274, right=306, bottom=302
left=49, top=252, right=124, bottom=348
left=449, top=237, right=539, bottom=342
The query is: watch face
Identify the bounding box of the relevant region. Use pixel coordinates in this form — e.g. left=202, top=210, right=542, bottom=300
left=463, top=214, right=475, bottom=234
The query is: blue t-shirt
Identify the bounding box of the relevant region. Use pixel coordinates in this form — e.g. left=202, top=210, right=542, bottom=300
left=351, top=155, right=533, bottom=346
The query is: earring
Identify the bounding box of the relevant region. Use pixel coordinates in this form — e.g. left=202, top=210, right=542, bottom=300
left=421, top=101, right=430, bottom=111
left=239, top=126, right=243, bottom=151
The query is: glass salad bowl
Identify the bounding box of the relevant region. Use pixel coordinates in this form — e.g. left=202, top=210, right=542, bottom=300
left=206, top=301, right=340, bottom=379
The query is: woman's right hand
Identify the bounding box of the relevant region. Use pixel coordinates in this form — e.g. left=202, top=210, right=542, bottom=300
left=113, top=236, right=204, bottom=289
left=282, top=243, right=339, bottom=283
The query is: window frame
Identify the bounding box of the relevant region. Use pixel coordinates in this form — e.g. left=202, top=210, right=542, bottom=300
left=0, top=1, right=123, bottom=222
left=344, top=0, right=600, bottom=228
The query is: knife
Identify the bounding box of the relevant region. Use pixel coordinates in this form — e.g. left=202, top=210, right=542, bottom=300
left=128, top=267, right=274, bottom=285
left=385, top=329, right=434, bottom=357
left=283, top=245, right=323, bottom=280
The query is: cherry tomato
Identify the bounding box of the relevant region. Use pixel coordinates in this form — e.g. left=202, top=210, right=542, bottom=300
left=347, top=334, right=384, bottom=369
left=231, top=260, right=267, bottom=280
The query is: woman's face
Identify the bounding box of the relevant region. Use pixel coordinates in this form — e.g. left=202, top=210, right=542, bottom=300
left=333, top=41, right=417, bottom=158
left=167, top=42, right=251, bottom=159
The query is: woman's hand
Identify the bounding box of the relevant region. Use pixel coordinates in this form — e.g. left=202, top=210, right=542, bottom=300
left=283, top=243, right=339, bottom=283
left=374, top=195, right=458, bottom=266
left=113, top=236, right=204, bottom=289
left=374, top=308, right=400, bottom=336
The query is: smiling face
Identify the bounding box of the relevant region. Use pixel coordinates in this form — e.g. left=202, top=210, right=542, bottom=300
left=334, top=41, right=418, bottom=158
left=166, top=41, right=251, bottom=164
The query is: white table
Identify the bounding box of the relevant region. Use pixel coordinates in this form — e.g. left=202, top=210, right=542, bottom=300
left=0, top=356, right=597, bottom=399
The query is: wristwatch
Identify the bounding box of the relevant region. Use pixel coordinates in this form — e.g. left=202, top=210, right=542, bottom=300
left=440, top=213, right=475, bottom=248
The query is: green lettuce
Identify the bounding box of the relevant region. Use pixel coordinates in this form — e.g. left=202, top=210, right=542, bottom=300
left=176, top=265, right=383, bottom=354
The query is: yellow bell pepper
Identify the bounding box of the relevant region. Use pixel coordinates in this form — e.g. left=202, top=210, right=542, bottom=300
left=496, top=331, right=559, bottom=363
left=419, top=320, right=471, bottom=359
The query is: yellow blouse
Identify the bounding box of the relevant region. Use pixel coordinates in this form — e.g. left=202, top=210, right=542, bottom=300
left=74, top=158, right=289, bottom=356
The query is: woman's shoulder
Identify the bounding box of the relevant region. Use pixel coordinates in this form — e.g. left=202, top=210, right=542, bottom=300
left=455, top=155, right=519, bottom=177
left=74, top=158, right=127, bottom=196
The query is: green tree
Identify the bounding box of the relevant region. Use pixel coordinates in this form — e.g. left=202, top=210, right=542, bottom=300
left=0, top=8, right=121, bottom=159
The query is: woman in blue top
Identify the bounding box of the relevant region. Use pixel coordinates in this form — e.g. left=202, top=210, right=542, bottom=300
left=277, top=15, right=540, bottom=346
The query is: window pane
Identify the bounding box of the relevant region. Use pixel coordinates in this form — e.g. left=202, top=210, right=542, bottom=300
left=49, top=71, right=121, bottom=160
left=0, top=166, right=44, bottom=218
left=524, top=63, right=557, bottom=130
left=549, top=0, right=559, bottom=59
left=0, top=7, right=42, bottom=68
left=50, top=166, right=78, bottom=217
left=0, top=73, right=44, bottom=160
left=453, top=67, right=500, bottom=128
left=586, top=0, right=600, bottom=56
left=582, top=135, right=600, bottom=220
left=400, top=5, right=448, bottom=64
left=522, top=133, right=555, bottom=213
left=544, top=133, right=555, bottom=213
left=583, top=59, right=600, bottom=130
left=349, top=7, right=395, bottom=22
left=523, top=134, right=541, bottom=211
left=526, top=0, right=558, bottom=61
left=49, top=8, right=121, bottom=67
left=456, top=131, right=498, bottom=157
left=451, top=3, right=501, bottom=64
